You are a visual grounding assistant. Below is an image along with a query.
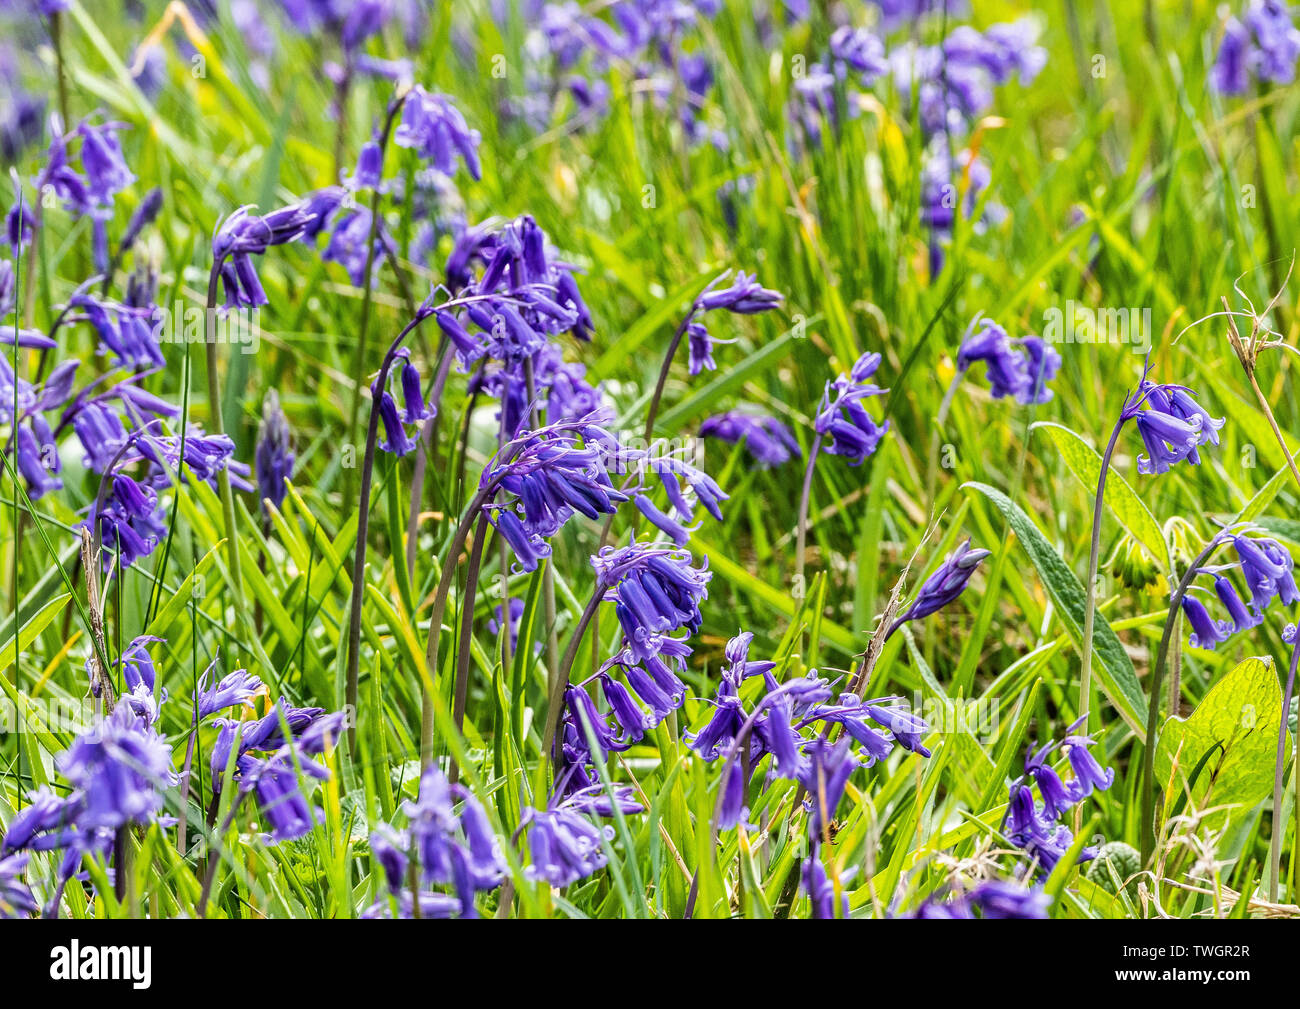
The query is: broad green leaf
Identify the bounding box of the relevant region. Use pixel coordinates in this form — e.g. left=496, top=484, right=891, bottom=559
left=1033, top=421, right=1168, bottom=571
left=1154, top=656, right=1287, bottom=826
left=964, top=482, right=1148, bottom=738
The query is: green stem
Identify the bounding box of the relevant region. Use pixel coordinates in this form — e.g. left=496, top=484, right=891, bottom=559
left=1080, top=417, right=1125, bottom=726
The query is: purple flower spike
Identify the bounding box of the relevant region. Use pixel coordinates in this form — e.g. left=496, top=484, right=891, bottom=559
left=887, top=538, right=990, bottom=637
left=815, top=350, right=890, bottom=464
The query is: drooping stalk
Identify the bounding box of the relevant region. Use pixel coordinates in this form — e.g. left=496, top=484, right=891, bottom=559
left=345, top=311, right=437, bottom=753
left=1139, top=535, right=1227, bottom=865
left=793, top=433, right=824, bottom=594
left=538, top=586, right=605, bottom=772
left=203, top=263, right=246, bottom=622
left=1079, top=417, right=1126, bottom=726
left=449, top=512, right=490, bottom=785
left=342, top=92, right=409, bottom=508
left=1268, top=636, right=1299, bottom=902
left=420, top=479, right=506, bottom=767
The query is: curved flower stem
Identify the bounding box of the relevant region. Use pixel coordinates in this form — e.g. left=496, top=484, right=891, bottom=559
left=1139, top=535, right=1227, bottom=865
left=1269, top=636, right=1299, bottom=903
left=794, top=433, right=824, bottom=596
left=1079, top=417, right=1126, bottom=727
left=642, top=308, right=699, bottom=444
left=523, top=358, right=561, bottom=698
left=345, top=311, right=436, bottom=754
left=202, top=263, right=246, bottom=619
left=342, top=92, right=409, bottom=508
left=538, top=586, right=605, bottom=775
left=420, top=480, right=503, bottom=768
left=448, top=512, right=490, bottom=786
left=405, top=337, right=453, bottom=582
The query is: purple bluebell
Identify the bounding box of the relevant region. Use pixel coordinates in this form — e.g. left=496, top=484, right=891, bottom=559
left=255, top=389, right=295, bottom=512
left=696, top=270, right=783, bottom=315
left=600, top=673, right=653, bottom=744
left=196, top=667, right=264, bottom=719
left=801, top=845, right=850, bottom=918
left=394, top=87, right=482, bottom=180
left=1061, top=727, right=1116, bottom=802
left=798, top=737, right=859, bottom=838
left=956, top=318, right=1055, bottom=404
left=238, top=750, right=329, bottom=844
left=522, top=797, right=614, bottom=888
left=1213, top=1, right=1300, bottom=93
left=1233, top=535, right=1300, bottom=614
left=800, top=693, right=931, bottom=763
left=887, top=538, right=990, bottom=637
left=699, top=411, right=800, bottom=468
left=76, top=118, right=134, bottom=210
left=0, top=852, right=37, bottom=918
left=57, top=704, right=175, bottom=830
left=593, top=540, right=712, bottom=662
left=1214, top=575, right=1262, bottom=634
left=400, top=766, right=505, bottom=914
left=909, top=879, right=1049, bottom=919
left=322, top=207, right=382, bottom=286
left=815, top=350, right=890, bottom=464
left=716, top=759, right=751, bottom=830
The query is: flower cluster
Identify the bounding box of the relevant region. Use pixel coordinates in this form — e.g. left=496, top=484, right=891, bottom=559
left=1179, top=534, right=1297, bottom=651
left=363, top=766, right=506, bottom=919
left=814, top=351, right=890, bottom=464
left=1005, top=719, right=1114, bottom=875
left=0, top=638, right=345, bottom=914
left=1125, top=378, right=1223, bottom=476
left=956, top=318, right=1061, bottom=405
left=699, top=410, right=800, bottom=468
left=1212, top=0, right=1300, bottom=94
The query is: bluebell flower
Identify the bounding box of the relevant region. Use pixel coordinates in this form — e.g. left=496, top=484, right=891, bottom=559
left=909, top=879, right=1049, bottom=919
left=0, top=852, right=38, bottom=918
left=800, top=693, right=931, bottom=763
left=801, top=844, right=852, bottom=918
left=797, top=737, right=859, bottom=838
left=815, top=350, right=890, bottom=464
left=956, top=318, right=1055, bottom=403
left=322, top=207, right=383, bottom=286
left=76, top=118, right=134, bottom=211
left=394, top=87, right=481, bottom=180
left=1061, top=728, right=1116, bottom=802
left=400, top=766, right=505, bottom=914
left=1213, top=1, right=1300, bottom=93
left=197, top=667, right=264, bottom=719
left=255, top=389, right=295, bottom=512
left=699, top=410, right=800, bottom=468
left=368, top=823, right=408, bottom=893
left=1024, top=742, right=1074, bottom=821
left=1233, top=535, right=1300, bottom=613
left=1214, top=575, right=1262, bottom=633
left=887, top=537, right=989, bottom=637
left=696, top=270, right=783, bottom=315
left=686, top=675, right=746, bottom=760
left=238, top=750, right=329, bottom=844
left=599, top=673, right=653, bottom=744
left=522, top=796, right=615, bottom=888
left=1176, top=593, right=1228, bottom=650
left=58, top=704, right=176, bottom=831
left=593, top=540, right=711, bottom=661
left=716, top=760, right=751, bottom=830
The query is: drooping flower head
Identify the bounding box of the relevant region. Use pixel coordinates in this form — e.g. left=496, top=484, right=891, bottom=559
left=815, top=350, right=890, bottom=464
left=887, top=537, right=990, bottom=637
left=699, top=410, right=800, bottom=468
